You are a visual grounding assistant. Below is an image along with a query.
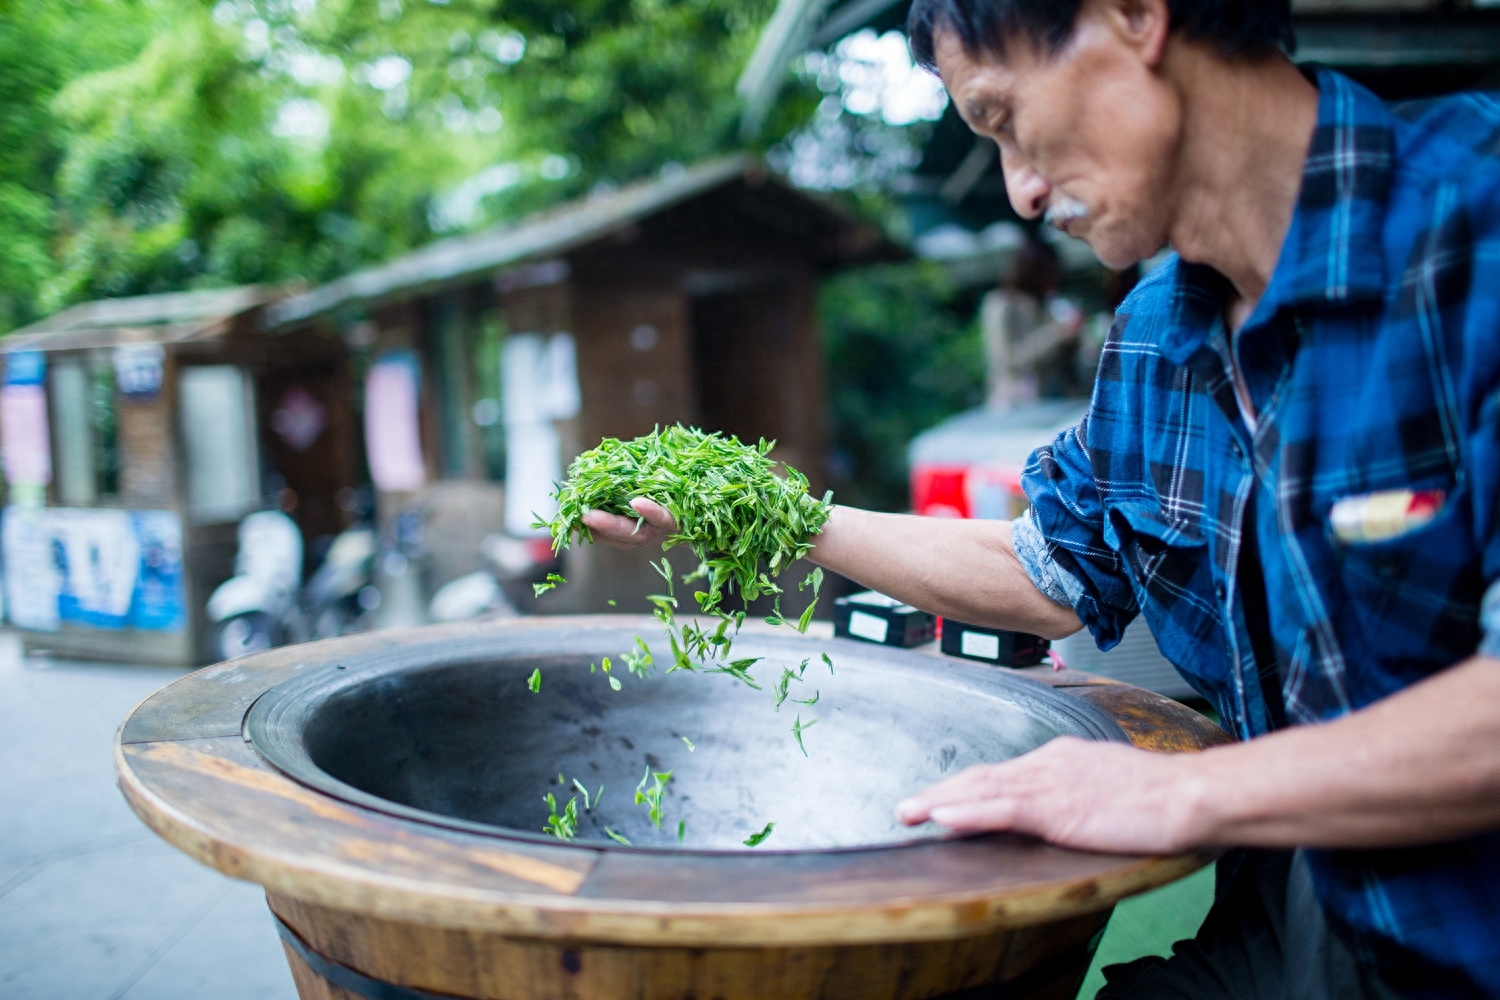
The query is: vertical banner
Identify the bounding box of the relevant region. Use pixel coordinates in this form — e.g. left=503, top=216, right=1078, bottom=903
left=2, top=506, right=61, bottom=631
left=1, top=350, right=51, bottom=502
left=501, top=333, right=579, bottom=536
left=130, top=510, right=186, bottom=630
left=365, top=352, right=426, bottom=492
left=51, top=508, right=140, bottom=628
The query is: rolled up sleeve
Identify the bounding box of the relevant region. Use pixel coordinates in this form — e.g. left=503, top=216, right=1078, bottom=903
left=1018, top=415, right=1140, bottom=650
left=1480, top=582, right=1500, bottom=658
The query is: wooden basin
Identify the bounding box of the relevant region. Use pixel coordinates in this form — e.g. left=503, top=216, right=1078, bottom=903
left=115, top=616, right=1230, bottom=1000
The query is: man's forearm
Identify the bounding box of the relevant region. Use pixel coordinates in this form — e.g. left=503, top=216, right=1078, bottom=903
left=1185, top=655, right=1500, bottom=848
left=808, top=506, right=1084, bottom=640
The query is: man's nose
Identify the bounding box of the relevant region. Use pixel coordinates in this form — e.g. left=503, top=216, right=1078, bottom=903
left=1003, top=157, right=1050, bottom=220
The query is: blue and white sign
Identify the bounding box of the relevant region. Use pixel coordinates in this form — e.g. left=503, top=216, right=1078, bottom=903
left=113, top=343, right=165, bottom=398
left=1, top=507, right=185, bottom=632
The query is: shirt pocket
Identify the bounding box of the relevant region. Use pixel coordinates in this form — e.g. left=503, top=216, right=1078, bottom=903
left=1331, top=486, right=1482, bottom=672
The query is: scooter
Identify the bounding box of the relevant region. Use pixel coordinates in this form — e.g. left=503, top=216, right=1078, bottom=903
left=207, top=511, right=379, bottom=660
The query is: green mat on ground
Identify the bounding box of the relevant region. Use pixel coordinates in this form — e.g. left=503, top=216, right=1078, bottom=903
left=1076, top=863, right=1215, bottom=998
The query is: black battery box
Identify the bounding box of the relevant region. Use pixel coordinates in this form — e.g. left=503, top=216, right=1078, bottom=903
left=939, top=619, right=1050, bottom=666
left=832, top=591, right=936, bottom=648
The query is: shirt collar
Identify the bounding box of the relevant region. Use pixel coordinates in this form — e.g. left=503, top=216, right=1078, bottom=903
left=1157, top=67, right=1395, bottom=366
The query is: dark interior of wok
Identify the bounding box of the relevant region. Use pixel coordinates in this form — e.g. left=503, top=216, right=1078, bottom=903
left=247, top=633, right=1127, bottom=852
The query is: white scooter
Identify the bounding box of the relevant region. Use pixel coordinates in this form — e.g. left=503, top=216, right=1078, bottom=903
left=207, top=511, right=379, bottom=660
left=207, top=511, right=302, bottom=658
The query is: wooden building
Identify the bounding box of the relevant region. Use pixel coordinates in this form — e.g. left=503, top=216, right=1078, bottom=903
left=0, top=286, right=358, bottom=665
left=264, top=156, right=901, bottom=613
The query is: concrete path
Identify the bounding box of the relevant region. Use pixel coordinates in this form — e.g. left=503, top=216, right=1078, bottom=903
left=0, top=636, right=295, bottom=1000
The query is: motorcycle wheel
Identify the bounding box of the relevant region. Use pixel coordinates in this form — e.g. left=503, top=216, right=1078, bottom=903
left=214, top=612, right=274, bottom=660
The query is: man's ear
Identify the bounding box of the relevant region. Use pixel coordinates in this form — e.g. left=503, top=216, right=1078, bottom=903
left=1095, top=0, right=1171, bottom=67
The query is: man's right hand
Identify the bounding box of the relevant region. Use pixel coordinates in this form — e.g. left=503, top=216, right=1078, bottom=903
left=580, top=497, right=678, bottom=550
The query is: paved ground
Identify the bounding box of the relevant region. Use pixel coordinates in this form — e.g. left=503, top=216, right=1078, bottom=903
left=0, top=630, right=1209, bottom=1000
left=0, top=635, right=295, bottom=1000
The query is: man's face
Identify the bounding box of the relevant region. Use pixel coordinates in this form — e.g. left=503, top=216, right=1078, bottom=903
left=934, top=0, right=1181, bottom=269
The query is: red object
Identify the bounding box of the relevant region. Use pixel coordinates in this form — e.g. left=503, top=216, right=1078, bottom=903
left=1407, top=489, right=1445, bottom=519
left=910, top=465, right=971, bottom=518
left=527, top=538, right=559, bottom=564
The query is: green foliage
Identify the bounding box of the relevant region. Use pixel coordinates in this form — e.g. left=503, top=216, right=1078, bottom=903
left=819, top=262, right=986, bottom=511
left=2, top=0, right=777, bottom=331
left=0, top=0, right=162, bottom=329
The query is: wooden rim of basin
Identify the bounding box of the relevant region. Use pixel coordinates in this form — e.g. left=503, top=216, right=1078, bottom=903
left=116, top=616, right=1231, bottom=947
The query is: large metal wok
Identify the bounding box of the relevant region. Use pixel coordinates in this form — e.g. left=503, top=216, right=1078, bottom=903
left=116, top=617, right=1228, bottom=1000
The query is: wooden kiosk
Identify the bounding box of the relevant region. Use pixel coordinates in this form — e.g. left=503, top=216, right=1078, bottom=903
left=0, top=286, right=359, bottom=665
left=264, top=157, right=902, bottom=612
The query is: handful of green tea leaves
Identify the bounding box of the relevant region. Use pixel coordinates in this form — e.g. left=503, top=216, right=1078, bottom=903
left=540, top=425, right=833, bottom=619
left=533, top=427, right=840, bottom=844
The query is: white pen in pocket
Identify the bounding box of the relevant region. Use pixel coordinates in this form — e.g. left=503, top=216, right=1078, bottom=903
left=1329, top=488, right=1446, bottom=544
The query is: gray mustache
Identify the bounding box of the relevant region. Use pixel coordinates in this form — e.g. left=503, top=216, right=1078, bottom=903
left=1044, top=198, right=1088, bottom=228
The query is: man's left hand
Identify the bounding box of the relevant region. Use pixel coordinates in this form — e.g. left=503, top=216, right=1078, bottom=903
left=895, top=736, right=1206, bottom=854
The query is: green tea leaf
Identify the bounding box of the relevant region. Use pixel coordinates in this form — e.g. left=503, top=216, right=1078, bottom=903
left=604, top=827, right=632, bottom=846
left=792, top=714, right=818, bottom=757
left=527, top=668, right=542, bottom=693
left=743, top=822, right=775, bottom=847
left=533, top=573, right=568, bottom=598
left=677, top=820, right=686, bottom=843
left=634, top=769, right=674, bottom=830
left=542, top=794, right=578, bottom=840
left=681, top=736, right=695, bottom=752
left=608, top=676, right=622, bottom=691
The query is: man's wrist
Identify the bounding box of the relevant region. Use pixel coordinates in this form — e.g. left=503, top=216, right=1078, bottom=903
left=1164, top=749, right=1226, bottom=850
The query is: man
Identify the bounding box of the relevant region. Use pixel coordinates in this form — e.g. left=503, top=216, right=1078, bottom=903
left=586, top=0, right=1500, bottom=994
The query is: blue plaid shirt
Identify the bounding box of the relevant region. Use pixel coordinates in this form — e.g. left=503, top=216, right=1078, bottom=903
left=1013, top=68, right=1500, bottom=996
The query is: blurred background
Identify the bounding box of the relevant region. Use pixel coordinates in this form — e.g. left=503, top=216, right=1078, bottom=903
left=2, top=4, right=1497, bottom=998
left=3, top=0, right=1497, bottom=667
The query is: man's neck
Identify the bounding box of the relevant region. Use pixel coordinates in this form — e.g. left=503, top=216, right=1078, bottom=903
left=1160, top=47, right=1320, bottom=330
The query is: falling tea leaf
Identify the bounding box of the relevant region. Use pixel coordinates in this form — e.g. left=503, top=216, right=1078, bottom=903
left=743, top=822, right=775, bottom=847
left=792, top=715, right=818, bottom=757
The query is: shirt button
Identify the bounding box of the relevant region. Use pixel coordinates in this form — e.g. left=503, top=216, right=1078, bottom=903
left=1215, top=582, right=1227, bottom=602
left=1229, top=440, right=1243, bottom=459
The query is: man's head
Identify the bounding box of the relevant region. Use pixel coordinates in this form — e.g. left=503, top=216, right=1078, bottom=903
left=907, top=0, right=1294, bottom=268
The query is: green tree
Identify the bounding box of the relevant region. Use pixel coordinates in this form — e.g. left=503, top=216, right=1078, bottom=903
left=819, top=262, right=984, bottom=511
left=7, top=0, right=780, bottom=328
left=0, top=0, right=159, bottom=329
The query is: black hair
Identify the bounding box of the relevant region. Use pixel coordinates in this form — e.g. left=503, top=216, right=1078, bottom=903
left=907, top=0, right=1295, bottom=70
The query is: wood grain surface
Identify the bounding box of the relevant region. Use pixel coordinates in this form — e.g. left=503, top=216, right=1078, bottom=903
left=269, top=891, right=1109, bottom=1000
